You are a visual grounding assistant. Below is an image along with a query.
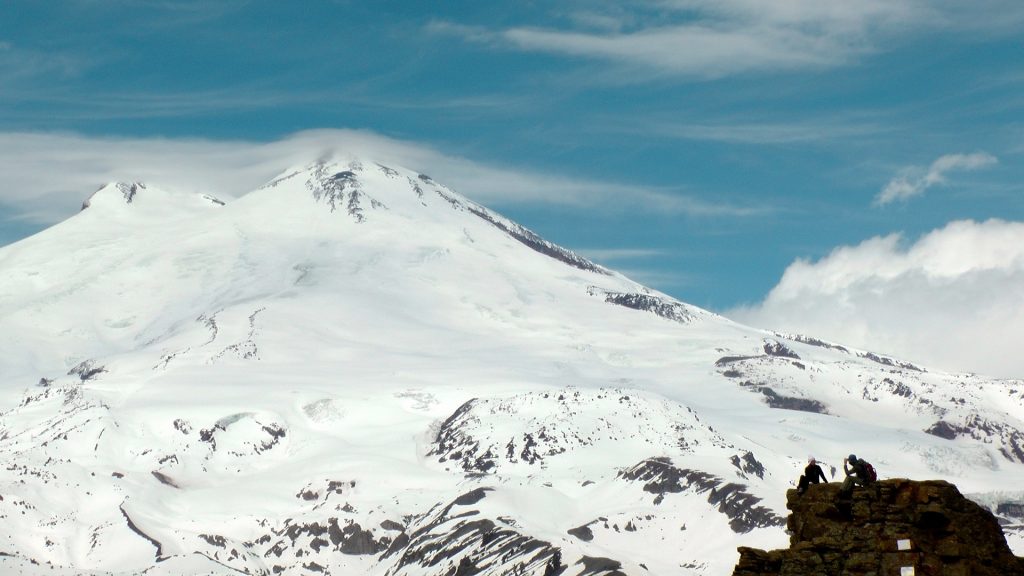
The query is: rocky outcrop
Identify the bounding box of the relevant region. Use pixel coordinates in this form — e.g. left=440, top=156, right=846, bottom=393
left=596, top=290, right=699, bottom=324
left=733, top=479, right=1024, bottom=575
left=618, top=457, right=785, bottom=533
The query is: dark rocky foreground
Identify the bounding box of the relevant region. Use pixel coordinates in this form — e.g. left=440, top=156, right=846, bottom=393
left=733, top=479, right=1024, bottom=575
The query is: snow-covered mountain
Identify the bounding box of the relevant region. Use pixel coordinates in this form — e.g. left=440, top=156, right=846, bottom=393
left=0, top=158, right=1021, bottom=576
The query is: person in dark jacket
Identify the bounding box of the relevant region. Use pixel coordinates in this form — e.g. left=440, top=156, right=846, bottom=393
left=839, top=454, right=872, bottom=498
left=796, top=456, right=828, bottom=495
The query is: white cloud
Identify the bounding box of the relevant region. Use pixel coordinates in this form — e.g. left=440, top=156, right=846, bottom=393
left=644, top=118, right=888, bottom=144
left=0, top=129, right=757, bottom=227
left=501, top=24, right=850, bottom=77
left=876, top=152, right=998, bottom=205
left=0, top=41, right=83, bottom=83
left=436, top=0, right=1024, bottom=78
left=578, top=248, right=665, bottom=261
left=728, top=219, right=1024, bottom=379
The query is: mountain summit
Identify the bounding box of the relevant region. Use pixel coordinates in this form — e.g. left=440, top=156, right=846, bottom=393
left=0, top=159, right=1021, bottom=575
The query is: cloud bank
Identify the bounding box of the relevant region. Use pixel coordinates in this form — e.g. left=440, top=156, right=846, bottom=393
left=728, top=219, right=1024, bottom=379
left=876, top=152, right=998, bottom=205
left=0, top=129, right=754, bottom=227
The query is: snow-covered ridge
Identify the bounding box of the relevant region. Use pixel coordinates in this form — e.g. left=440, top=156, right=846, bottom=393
left=80, top=180, right=226, bottom=212
left=254, top=159, right=611, bottom=275
left=0, top=156, right=1021, bottom=575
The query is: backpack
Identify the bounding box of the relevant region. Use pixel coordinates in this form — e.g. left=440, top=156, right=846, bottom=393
left=863, top=461, right=877, bottom=482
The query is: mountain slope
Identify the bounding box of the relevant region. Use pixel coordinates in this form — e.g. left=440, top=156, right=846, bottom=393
left=0, top=158, right=1021, bottom=575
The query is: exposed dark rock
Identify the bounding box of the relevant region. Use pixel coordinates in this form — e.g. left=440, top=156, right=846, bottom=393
left=466, top=206, right=609, bottom=274
left=759, top=387, right=827, bottom=413
left=210, top=307, right=265, bottom=362
left=453, top=487, right=492, bottom=506
left=199, top=425, right=220, bottom=445
left=119, top=504, right=163, bottom=558
left=262, top=424, right=286, bottom=440
left=151, top=470, right=179, bottom=488
left=997, top=502, right=1024, bottom=518
left=567, top=523, right=594, bottom=542
left=381, top=531, right=410, bottom=559
left=306, top=164, right=385, bottom=221
left=883, top=377, right=914, bottom=398
left=376, top=163, right=399, bottom=177
left=430, top=399, right=500, bottom=475
left=859, top=351, right=924, bottom=372
left=407, top=177, right=425, bottom=198
left=731, top=451, right=766, bottom=479
left=337, top=523, right=380, bottom=555
left=296, top=489, right=319, bottom=501
left=780, top=333, right=849, bottom=353
left=577, top=555, right=626, bottom=576
left=618, top=457, right=784, bottom=533
left=716, top=356, right=758, bottom=366
left=596, top=290, right=697, bottom=324
left=117, top=182, right=144, bottom=203
left=272, top=517, right=384, bottom=558
left=864, top=377, right=917, bottom=403
left=172, top=419, right=192, bottom=435
left=925, top=420, right=959, bottom=440
left=432, top=390, right=676, bottom=476
left=732, top=479, right=1024, bottom=576
left=923, top=414, right=1024, bottom=463
left=386, top=491, right=562, bottom=575
left=544, top=550, right=564, bottom=576
left=744, top=385, right=828, bottom=414
left=199, top=534, right=226, bottom=548
left=453, top=556, right=479, bottom=575
left=763, top=340, right=799, bottom=359
left=380, top=519, right=404, bottom=532
left=68, top=360, right=106, bottom=381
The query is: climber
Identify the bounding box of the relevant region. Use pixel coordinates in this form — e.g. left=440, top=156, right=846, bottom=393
left=838, top=454, right=875, bottom=499
left=796, top=456, right=828, bottom=495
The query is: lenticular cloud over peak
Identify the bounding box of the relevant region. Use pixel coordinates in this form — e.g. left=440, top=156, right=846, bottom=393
left=729, top=218, right=1024, bottom=379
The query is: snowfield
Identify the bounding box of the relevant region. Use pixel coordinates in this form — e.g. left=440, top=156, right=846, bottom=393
left=0, top=158, right=1021, bottom=575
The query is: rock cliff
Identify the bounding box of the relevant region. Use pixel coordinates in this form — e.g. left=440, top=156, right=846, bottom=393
left=733, top=479, right=1024, bottom=575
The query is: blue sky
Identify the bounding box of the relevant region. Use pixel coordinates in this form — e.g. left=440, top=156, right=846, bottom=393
left=2, top=1, right=1024, bottom=376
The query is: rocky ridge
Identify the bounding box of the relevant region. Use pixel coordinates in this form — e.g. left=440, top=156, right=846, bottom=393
left=733, top=479, right=1024, bottom=575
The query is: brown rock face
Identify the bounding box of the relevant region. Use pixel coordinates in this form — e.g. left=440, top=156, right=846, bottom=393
left=733, top=479, right=1024, bottom=576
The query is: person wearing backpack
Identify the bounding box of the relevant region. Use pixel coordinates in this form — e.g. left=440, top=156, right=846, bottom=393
left=838, top=454, right=876, bottom=499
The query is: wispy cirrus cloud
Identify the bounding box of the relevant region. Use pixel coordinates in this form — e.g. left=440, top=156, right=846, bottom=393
left=432, top=0, right=1024, bottom=78
left=0, top=77, right=538, bottom=123
left=637, top=118, right=890, bottom=144
left=0, top=130, right=762, bottom=228
left=67, top=0, right=250, bottom=27
left=577, top=248, right=665, bottom=262
left=431, top=19, right=856, bottom=79
left=0, top=40, right=86, bottom=84
left=576, top=248, right=696, bottom=291
left=875, top=152, right=998, bottom=206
